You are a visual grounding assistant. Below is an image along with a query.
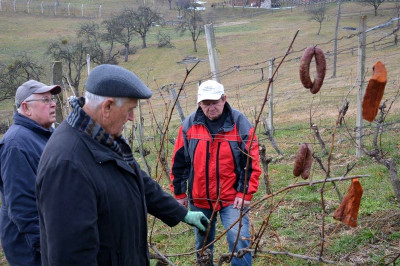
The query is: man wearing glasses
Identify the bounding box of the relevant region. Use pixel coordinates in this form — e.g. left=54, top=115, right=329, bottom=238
left=0, top=80, right=61, bottom=266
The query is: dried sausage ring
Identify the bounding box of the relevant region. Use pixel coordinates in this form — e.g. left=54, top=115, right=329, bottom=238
left=293, top=143, right=313, bottom=180
left=299, top=46, right=326, bottom=94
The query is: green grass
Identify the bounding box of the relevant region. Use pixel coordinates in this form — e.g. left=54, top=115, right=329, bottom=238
left=1, top=1, right=400, bottom=265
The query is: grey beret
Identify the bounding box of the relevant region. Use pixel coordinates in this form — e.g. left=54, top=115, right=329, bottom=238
left=15, top=80, right=61, bottom=108
left=85, top=64, right=152, bottom=99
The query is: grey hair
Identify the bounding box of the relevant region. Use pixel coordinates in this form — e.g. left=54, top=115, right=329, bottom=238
left=17, top=94, right=38, bottom=113
left=85, top=91, right=127, bottom=108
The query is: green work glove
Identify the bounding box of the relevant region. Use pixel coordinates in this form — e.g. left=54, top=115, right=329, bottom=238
left=183, top=211, right=209, bottom=233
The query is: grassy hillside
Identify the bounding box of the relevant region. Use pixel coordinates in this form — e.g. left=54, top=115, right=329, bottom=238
left=0, top=1, right=400, bottom=265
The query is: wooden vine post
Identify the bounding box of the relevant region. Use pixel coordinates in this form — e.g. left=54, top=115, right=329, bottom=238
left=51, top=61, right=63, bottom=127
left=356, top=15, right=366, bottom=157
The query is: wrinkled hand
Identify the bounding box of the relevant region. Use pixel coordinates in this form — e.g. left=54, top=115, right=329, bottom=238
left=183, top=211, right=209, bottom=233
left=177, top=197, right=188, bottom=207
left=233, top=196, right=251, bottom=209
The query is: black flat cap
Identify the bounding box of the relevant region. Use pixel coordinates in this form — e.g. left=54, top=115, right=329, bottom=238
left=85, top=64, right=152, bottom=99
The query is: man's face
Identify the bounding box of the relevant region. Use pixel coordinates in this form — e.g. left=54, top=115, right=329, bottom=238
left=104, top=98, right=138, bottom=138
left=199, top=95, right=226, bottom=121
left=23, top=92, right=57, bottom=129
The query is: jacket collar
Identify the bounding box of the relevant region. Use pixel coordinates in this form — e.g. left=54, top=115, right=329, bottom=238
left=67, top=97, right=135, bottom=166
left=13, top=112, right=54, bottom=138
left=193, top=102, right=235, bottom=132
left=81, top=133, right=137, bottom=175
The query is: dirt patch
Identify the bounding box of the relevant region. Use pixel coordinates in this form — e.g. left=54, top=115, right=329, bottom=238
left=214, top=21, right=249, bottom=27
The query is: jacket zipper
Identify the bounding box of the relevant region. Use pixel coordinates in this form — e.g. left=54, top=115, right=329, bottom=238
left=216, top=142, right=223, bottom=209
left=205, top=142, right=213, bottom=209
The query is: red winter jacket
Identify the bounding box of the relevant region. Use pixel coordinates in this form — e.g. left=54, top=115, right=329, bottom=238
left=170, top=103, right=261, bottom=210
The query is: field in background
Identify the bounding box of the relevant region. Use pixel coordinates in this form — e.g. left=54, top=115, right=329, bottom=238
left=0, top=1, right=400, bottom=265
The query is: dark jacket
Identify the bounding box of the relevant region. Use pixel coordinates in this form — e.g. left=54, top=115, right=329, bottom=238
left=170, top=103, right=261, bottom=210
left=36, top=121, right=188, bottom=266
left=0, top=112, right=53, bottom=266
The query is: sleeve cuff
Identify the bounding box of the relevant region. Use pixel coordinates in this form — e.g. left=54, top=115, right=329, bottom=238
left=236, top=192, right=252, bottom=201
left=175, top=193, right=187, bottom=200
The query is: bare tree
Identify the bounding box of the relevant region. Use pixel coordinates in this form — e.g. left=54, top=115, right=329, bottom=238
left=131, top=6, right=162, bottom=49
left=308, top=4, right=326, bottom=35
left=101, top=19, right=123, bottom=63
left=77, top=22, right=119, bottom=65
left=47, top=39, right=90, bottom=96
left=0, top=54, right=43, bottom=103
left=177, top=4, right=205, bottom=52
left=176, top=0, right=190, bottom=17
left=363, top=100, right=400, bottom=206
left=358, top=0, right=385, bottom=16
left=114, top=9, right=137, bottom=62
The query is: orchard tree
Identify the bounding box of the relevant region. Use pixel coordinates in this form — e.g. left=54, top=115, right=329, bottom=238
left=177, top=4, right=205, bottom=52
left=114, top=9, right=137, bottom=62
left=131, top=6, right=162, bottom=49
left=0, top=54, right=43, bottom=103
left=176, top=0, right=190, bottom=17
left=359, top=0, right=385, bottom=16
left=77, top=22, right=119, bottom=65
left=308, top=4, right=326, bottom=35
left=47, top=39, right=90, bottom=96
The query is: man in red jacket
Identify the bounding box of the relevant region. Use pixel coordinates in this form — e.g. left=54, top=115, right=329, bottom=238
left=170, top=80, right=262, bottom=265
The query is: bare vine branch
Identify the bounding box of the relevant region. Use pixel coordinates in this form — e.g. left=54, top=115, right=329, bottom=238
left=230, top=30, right=300, bottom=262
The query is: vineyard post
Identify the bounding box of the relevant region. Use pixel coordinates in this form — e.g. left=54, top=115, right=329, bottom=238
left=268, top=57, right=275, bottom=135
left=356, top=15, right=366, bottom=157
left=204, top=23, right=221, bottom=83
left=86, top=54, right=91, bottom=75
left=332, top=0, right=341, bottom=78
left=51, top=61, right=64, bottom=127
left=169, top=87, right=185, bottom=123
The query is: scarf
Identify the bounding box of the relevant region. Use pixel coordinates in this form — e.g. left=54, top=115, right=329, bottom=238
left=66, top=97, right=135, bottom=166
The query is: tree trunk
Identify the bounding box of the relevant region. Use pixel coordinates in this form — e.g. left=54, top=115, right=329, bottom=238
left=107, top=41, right=115, bottom=62
left=124, top=43, right=129, bottom=62
left=317, top=22, right=322, bottom=35
left=259, top=144, right=272, bottom=195
left=73, top=86, right=79, bottom=97
left=141, top=35, right=147, bottom=48
left=193, top=39, right=197, bottom=52
left=384, top=159, right=400, bottom=207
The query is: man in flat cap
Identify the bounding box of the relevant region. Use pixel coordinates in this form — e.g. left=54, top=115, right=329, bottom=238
left=36, top=64, right=209, bottom=266
left=0, top=80, right=61, bottom=266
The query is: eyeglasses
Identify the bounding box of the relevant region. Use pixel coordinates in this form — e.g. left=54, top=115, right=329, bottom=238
left=24, top=96, right=58, bottom=105
left=200, top=99, right=223, bottom=107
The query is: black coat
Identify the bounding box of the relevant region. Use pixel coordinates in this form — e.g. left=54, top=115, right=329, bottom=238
left=36, top=121, right=187, bottom=266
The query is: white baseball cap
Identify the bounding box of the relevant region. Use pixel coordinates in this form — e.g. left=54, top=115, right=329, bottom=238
left=197, top=80, right=224, bottom=103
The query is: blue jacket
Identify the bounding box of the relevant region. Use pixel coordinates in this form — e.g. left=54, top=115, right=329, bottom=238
left=0, top=112, right=53, bottom=266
